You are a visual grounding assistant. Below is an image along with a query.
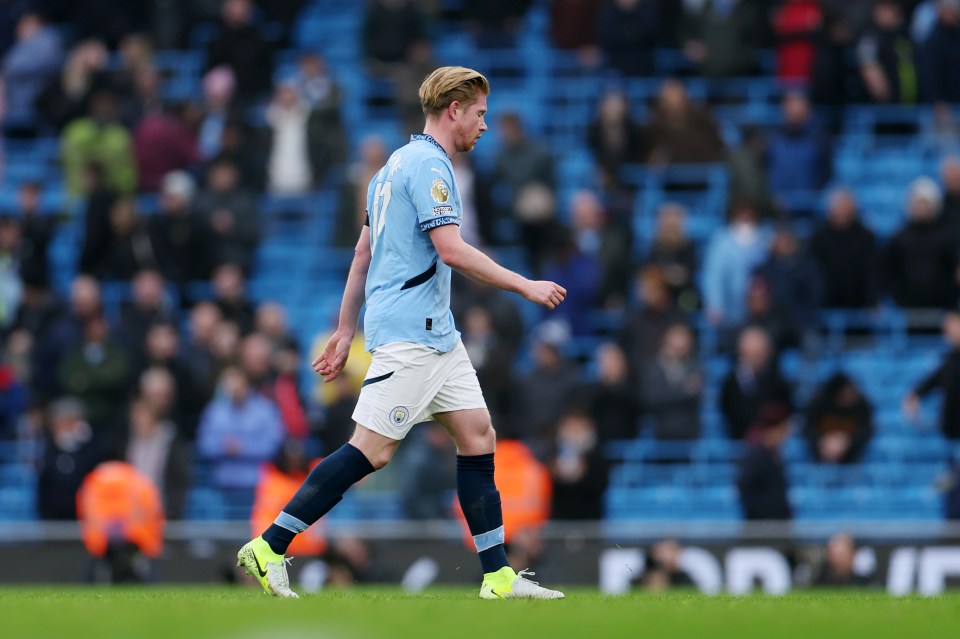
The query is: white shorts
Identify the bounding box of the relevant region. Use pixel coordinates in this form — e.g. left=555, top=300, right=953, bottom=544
left=352, top=339, right=487, bottom=440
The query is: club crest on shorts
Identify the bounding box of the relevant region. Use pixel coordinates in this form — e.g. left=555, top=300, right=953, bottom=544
left=431, top=178, right=450, bottom=203
left=390, top=406, right=410, bottom=426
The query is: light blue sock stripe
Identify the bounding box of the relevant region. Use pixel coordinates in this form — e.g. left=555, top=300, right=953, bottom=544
left=274, top=511, right=309, bottom=534
left=472, top=525, right=505, bottom=552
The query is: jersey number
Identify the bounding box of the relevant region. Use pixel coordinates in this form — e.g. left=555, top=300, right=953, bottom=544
left=370, top=180, right=392, bottom=254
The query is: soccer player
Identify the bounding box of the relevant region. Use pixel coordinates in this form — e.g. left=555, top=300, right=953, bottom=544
left=238, top=67, right=567, bottom=599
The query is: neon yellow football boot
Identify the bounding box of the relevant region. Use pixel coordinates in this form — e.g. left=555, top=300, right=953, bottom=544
left=237, top=536, right=299, bottom=598
left=479, top=566, right=565, bottom=600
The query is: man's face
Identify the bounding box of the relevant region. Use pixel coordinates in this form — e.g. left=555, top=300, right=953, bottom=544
left=452, top=92, right=488, bottom=154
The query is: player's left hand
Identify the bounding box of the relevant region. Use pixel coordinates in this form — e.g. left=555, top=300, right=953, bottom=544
left=313, top=330, right=353, bottom=382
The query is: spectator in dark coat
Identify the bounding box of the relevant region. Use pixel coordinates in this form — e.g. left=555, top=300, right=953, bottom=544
left=550, top=0, right=604, bottom=55
left=620, top=265, right=690, bottom=388
left=512, top=321, right=581, bottom=451
left=737, top=402, right=793, bottom=520
left=148, top=171, right=211, bottom=284
left=37, top=398, right=104, bottom=520
left=804, top=372, right=874, bottom=464
left=82, top=198, right=158, bottom=281
left=727, top=126, right=775, bottom=218
left=569, top=190, right=633, bottom=309
left=585, top=342, right=638, bottom=442
left=549, top=409, right=609, bottom=520
left=118, top=270, right=175, bottom=362
left=856, top=0, right=918, bottom=103
left=586, top=90, right=646, bottom=189
left=461, top=305, right=516, bottom=428
left=596, top=0, right=660, bottom=77
left=133, top=106, right=199, bottom=193
left=679, top=0, right=763, bottom=78
left=885, top=177, right=959, bottom=309
left=754, top=226, right=823, bottom=344
left=645, top=80, right=725, bottom=165
left=123, top=398, right=191, bottom=519
left=721, top=326, right=794, bottom=440
left=362, top=0, right=426, bottom=70
left=922, top=0, right=960, bottom=113
left=205, top=0, right=272, bottom=102
left=904, top=310, right=960, bottom=440
left=811, top=12, right=857, bottom=108
left=461, top=0, right=533, bottom=47
left=809, top=188, right=880, bottom=309
left=195, top=158, right=260, bottom=273
left=766, top=92, right=830, bottom=194
left=642, top=323, right=703, bottom=440
left=10, top=183, right=55, bottom=290
left=813, top=532, right=878, bottom=587
left=2, top=11, right=63, bottom=134
left=211, top=263, right=256, bottom=335
left=645, top=203, right=699, bottom=311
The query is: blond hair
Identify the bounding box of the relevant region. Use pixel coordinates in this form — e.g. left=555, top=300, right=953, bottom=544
left=418, top=66, right=489, bottom=117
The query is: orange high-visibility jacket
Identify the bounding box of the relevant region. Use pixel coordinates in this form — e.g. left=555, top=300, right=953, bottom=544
left=250, top=461, right=327, bottom=557
left=454, top=440, right=552, bottom=547
left=76, top=461, right=165, bottom=559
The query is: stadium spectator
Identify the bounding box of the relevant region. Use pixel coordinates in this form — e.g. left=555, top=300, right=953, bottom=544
left=644, top=80, right=726, bottom=165
left=211, top=263, right=256, bottom=334
left=809, top=188, right=881, bottom=309
left=450, top=151, right=488, bottom=247
left=885, top=177, right=959, bottom=309
left=732, top=276, right=795, bottom=354
left=133, top=105, right=199, bottom=193
left=461, top=305, right=516, bottom=428
left=0, top=218, right=23, bottom=329
left=492, top=112, right=558, bottom=273
left=293, top=53, right=347, bottom=174
left=81, top=198, right=157, bottom=280
left=393, top=40, right=437, bottom=137
left=8, top=183, right=55, bottom=292
left=452, top=273, right=525, bottom=356
left=811, top=11, right=857, bottom=108
left=0, top=353, right=26, bottom=439
left=118, top=269, right=175, bottom=360
left=196, top=158, right=260, bottom=273
left=37, top=397, right=104, bottom=520
left=804, top=372, right=874, bottom=464
left=939, top=155, right=960, bottom=244
left=254, top=302, right=298, bottom=353
left=721, top=326, right=794, bottom=440
left=34, top=39, right=109, bottom=132
left=512, top=320, right=581, bottom=450
left=461, top=0, right=532, bottom=48
left=141, top=321, right=206, bottom=438
left=549, top=408, right=608, bottom=520
left=196, top=66, right=238, bottom=162
left=197, top=366, right=285, bottom=494
left=31, top=275, right=103, bottom=401
left=205, top=0, right=272, bottom=103
left=813, top=532, right=877, bottom=587
left=123, top=398, right=190, bottom=520
left=754, top=226, right=823, bottom=347
left=148, top=171, right=210, bottom=284
left=77, top=163, right=118, bottom=273
left=251, top=440, right=327, bottom=557
left=549, top=0, right=603, bottom=62
left=362, top=0, right=427, bottom=71
left=727, top=126, right=775, bottom=218
left=766, top=92, right=830, bottom=196
left=76, top=459, right=164, bottom=584
left=584, top=342, right=638, bottom=442
left=126, top=64, right=164, bottom=129
left=137, top=367, right=178, bottom=433
left=644, top=203, right=699, bottom=311
left=921, top=0, right=960, bottom=111
left=773, top=0, right=823, bottom=85
left=239, top=332, right=308, bottom=439
left=570, top=191, right=632, bottom=309
left=58, top=313, right=132, bottom=445
left=641, top=539, right=695, bottom=590
left=399, top=423, right=457, bottom=520
left=679, top=0, right=764, bottom=78
left=2, top=11, right=62, bottom=136
left=703, top=201, right=773, bottom=329
left=857, top=0, right=919, bottom=104
left=903, top=309, right=960, bottom=440
left=339, top=135, right=388, bottom=246
left=586, top=89, right=645, bottom=190
left=62, top=90, right=137, bottom=195
left=620, top=266, right=689, bottom=382
left=595, top=0, right=660, bottom=77
left=736, top=402, right=794, bottom=520
left=264, top=81, right=313, bottom=195
left=642, top=323, right=703, bottom=441
left=542, top=228, right=600, bottom=337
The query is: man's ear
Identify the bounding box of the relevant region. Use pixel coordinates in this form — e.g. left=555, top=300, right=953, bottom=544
left=448, top=100, right=461, bottom=119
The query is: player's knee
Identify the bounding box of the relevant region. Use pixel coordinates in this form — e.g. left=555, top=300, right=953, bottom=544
left=367, top=447, right=395, bottom=470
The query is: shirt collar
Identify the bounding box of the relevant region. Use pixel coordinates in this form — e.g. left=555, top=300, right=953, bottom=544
left=411, top=133, right=449, bottom=159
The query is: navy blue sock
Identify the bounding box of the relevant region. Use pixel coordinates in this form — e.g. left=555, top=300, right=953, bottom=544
left=262, top=443, right=376, bottom=555
left=457, top=453, right=509, bottom=574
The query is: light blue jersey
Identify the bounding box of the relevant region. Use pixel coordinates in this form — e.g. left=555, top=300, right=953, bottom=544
left=363, top=134, right=462, bottom=353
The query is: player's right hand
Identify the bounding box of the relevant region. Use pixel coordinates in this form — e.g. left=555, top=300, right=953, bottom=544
left=523, top=280, right=567, bottom=310
left=313, top=330, right=352, bottom=382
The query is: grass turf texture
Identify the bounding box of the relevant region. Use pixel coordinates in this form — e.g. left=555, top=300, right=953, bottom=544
left=2, top=587, right=958, bottom=639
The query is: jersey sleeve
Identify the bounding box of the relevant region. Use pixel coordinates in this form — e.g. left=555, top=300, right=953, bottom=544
left=409, top=158, right=460, bottom=232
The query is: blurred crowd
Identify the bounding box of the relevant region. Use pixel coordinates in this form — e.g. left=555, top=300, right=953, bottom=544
left=0, top=0, right=959, bottom=552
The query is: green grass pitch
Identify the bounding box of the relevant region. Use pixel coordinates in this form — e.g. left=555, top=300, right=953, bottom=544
left=2, top=587, right=958, bottom=639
